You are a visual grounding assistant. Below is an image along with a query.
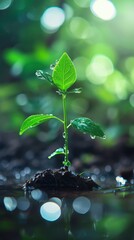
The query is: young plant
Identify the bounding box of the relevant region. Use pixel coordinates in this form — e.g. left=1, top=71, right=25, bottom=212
left=19, top=53, right=105, bottom=167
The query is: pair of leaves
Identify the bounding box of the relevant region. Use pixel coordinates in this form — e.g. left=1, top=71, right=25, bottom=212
left=19, top=115, right=105, bottom=160
left=20, top=115, right=105, bottom=139
left=36, top=52, right=77, bottom=92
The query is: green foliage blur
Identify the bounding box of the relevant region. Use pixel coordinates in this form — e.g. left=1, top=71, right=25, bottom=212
left=0, top=0, right=134, bottom=145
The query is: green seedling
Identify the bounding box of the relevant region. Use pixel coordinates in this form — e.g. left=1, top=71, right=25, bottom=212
left=19, top=53, right=105, bottom=167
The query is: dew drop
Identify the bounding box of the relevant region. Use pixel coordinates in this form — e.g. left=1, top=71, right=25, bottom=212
left=35, top=70, right=44, bottom=79
left=36, top=70, right=42, bottom=76
left=102, top=135, right=106, bottom=139
left=63, top=132, right=65, bottom=138
left=50, top=64, right=55, bottom=70
left=91, top=135, right=96, bottom=139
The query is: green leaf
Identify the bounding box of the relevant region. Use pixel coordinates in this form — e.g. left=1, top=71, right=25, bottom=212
left=36, top=70, right=53, bottom=83
left=71, top=117, right=105, bottom=139
left=19, top=114, right=62, bottom=135
left=52, top=52, right=77, bottom=91
left=48, top=148, right=65, bottom=159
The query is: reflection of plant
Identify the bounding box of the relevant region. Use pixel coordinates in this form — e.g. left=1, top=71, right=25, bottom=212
left=19, top=53, right=105, bottom=167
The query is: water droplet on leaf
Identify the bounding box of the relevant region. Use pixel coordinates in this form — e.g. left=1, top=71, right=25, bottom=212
left=36, top=70, right=43, bottom=77
left=91, top=135, right=96, bottom=139
left=50, top=64, right=55, bottom=70
left=63, top=132, right=65, bottom=138
left=102, top=135, right=106, bottom=139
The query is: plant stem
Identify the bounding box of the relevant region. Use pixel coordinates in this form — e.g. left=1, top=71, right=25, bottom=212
left=62, top=93, right=70, bottom=166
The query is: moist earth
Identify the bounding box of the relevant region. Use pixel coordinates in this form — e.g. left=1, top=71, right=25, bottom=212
left=23, top=167, right=99, bottom=190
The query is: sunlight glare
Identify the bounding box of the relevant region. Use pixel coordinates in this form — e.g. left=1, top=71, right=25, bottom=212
left=31, top=189, right=43, bottom=201
left=4, top=197, right=17, bottom=211
left=86, top=54, right=114, bottom=84
left=40, top=7, right=65, bottom=31
left=40, top=202, right=61, bottom=221
left=73, top=196, right=91, bottom=214
left=90, top=0, right=116, bottom=21
left=0, top=0, right=12, bottom=10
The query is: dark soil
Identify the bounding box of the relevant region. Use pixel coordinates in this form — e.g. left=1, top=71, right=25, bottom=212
left=23, top=167, right=99, bottom=191
left=0, top=132, right=134, bottom=187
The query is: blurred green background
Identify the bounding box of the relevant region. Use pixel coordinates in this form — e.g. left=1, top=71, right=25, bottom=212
left=0, top=0, right=134, bottom=146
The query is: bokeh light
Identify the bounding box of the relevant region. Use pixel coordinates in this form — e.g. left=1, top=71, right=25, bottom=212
left=73, top=196, right=91, bottom=214
left=17, top=197, right=30, bottom=211
left=90, top=0, right=116, bottom=21
left=31, top=189, right=43, bottom=201
left=40, top=202, right=61, bottom=221
left=129, top=94, right=134, bottom=107
left=40, top=7, right=65, bottom=32
left=64, top=4, right=73, bottom=20
left=73, top=57, right=89, bottom=80
left=49, top=197, right=62, bottom=207
left=0, top=0, right=12, bottom=10
left=70, top=17, right=92, bottom=39
left=105, top=71, right=128, bottom=99
left=11, top=62, right=23, bottom=76
left=73, top=0, right=89, bottom=8
left=86, top=54, right=114, bottom=84
left=16, top=94, right=28, bottom=106
left=3, top=197, right=17, bottom=211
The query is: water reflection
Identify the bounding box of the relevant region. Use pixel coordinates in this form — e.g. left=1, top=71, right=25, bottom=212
left=73, top=196, right=91, bottom=214
left=0, top=0, right=12, bottom=10
left=49, top=197, right=62, bottom=207
left=1, top=186, right=134, bottom=239
left=17, top=197, right=30, bottom=211
left=40, top=202, right=61, bottom=222
left=31, top=189, right=43, bottom=201
left=40, top=7, right=65, bottom=32
left=3, top=197, right=17, bottom=211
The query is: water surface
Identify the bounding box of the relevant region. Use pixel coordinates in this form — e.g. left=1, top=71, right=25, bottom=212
left=0, top=185, right=134, bottom=240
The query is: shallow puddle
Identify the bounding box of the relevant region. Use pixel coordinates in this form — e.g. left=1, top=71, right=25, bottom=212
left=0, top=185, right=134, bottom=240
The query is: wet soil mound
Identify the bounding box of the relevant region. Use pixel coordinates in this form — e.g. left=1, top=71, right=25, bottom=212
left=23, top=167, right=99, bottom=191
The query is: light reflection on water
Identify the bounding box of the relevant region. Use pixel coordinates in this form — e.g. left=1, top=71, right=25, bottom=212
left=73, top=196, right=91, bottom=214
left=17, top=196, right=30, bottom=211
left=3, top=197, right=17, bottom=211
left=40, top=202, right=61, bottom=222
left=1, top=186, right=134, bottom=239
left=31, top=189, right=43, bottom=201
